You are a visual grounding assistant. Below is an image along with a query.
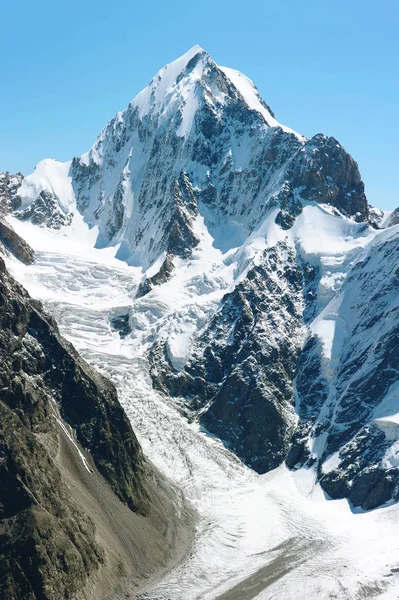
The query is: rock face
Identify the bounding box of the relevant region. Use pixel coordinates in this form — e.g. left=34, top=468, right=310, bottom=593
left=0, top=171, right=23, bottom=213
left=293, top=230, right=399, bottom=510
left=15, top=188, right=74, bottom=229
left=6, top=46, right=367, bottom=273
left=0, top=256, right=189, bottom=599
left=0, top=218, right=35, bottom=264
left=388, top=207, right=399, bottom=227
left=3, top=46, right=397, bottom=514
left=150, top=242, right=315, bottom=472
left=0, top=398, right=105, bottom=600
left=136, top=252, right=175, bottom=298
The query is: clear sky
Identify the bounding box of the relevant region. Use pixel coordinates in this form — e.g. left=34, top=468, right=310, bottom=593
left=1, top=0, right=398, bottom=208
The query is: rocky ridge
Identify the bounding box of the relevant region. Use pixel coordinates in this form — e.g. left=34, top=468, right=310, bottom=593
left=0, top=251, right=191, bottom=599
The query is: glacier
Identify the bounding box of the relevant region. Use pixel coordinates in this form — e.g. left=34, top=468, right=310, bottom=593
left=6, top=213, right=399, bottom=600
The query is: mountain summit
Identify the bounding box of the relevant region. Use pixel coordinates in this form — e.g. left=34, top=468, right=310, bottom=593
left=4, top=46, right=367, bottom=270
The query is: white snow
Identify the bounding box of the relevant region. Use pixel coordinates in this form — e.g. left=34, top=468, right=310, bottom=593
left=220, top=66, right=304, bottom=139
left=18, top=158, right=75, bottom=213
left=5, top=214, right=399, bottom=600
left=321, top=451, right=341, bottom=474
left=373, top=381, right=399, bottom=441
left=381, top=210, right=394, bottom=228
left=133, top=45, right=205, bottom=119
left=176, top=88, right=199, bottom=137
left=6, top=44, right=399, bottom=600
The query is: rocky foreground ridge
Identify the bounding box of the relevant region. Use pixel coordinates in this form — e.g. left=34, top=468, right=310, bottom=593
left=0, top=237, right=191, bottom=599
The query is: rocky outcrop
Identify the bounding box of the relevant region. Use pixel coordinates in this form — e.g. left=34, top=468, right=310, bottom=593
left=136, top=252, right=175, bottom=298
left=287, top=134, right=368, bottom=221
left=150, top=242, right=317, bottom=472
left=388, top=207, right=399, bottom=227
left=0, top=400, right=105, bottom=600
left=0, top=257, right=191, bottom=599
left=15, top=189, right=73, bottom=229
left=110, top=313, right=132, bottom=338
left=0, top=218, right=35, bottom=264
left=368, top=205, right=385, bottom=228
left=0, top=171, right=23, bottom=214
left=288, top=230, right=399, bottom=510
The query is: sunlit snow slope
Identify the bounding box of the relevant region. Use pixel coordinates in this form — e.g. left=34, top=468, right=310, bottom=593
left=6, top=215, right=399, bottom=600
left=3, top=45, right=399, bottom=598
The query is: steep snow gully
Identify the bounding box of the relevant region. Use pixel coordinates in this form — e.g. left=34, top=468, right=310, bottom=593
left=7, top=216, right=399, bottom=600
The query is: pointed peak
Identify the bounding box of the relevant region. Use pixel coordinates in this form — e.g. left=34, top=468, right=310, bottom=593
left=182, top=44, right=207, bottom=60
left=161, top=44, right=211, bottom=77
left=131, top=45, right=213, bottom=119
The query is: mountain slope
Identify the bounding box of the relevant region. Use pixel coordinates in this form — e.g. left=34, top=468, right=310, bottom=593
left=2, top=44, right=398, bottom=521
left=0, top=249, right=192, bottom=600
left=7, top=205, right=399, bottom=600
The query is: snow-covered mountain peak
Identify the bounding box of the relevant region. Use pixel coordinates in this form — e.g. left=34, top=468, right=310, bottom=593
left=4, top=46, right=370, bottom=271
left=131, top=45, right=211, bottom=120
left=128, top=45, right=302, bottom=138
left=82, top=45, right=302, bottom=165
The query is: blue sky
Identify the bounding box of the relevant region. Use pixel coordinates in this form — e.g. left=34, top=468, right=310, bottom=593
left=1, top=0, right=398, bottom=208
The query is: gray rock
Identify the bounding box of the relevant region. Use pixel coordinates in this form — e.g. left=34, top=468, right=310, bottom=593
left=0, top=218, right=35, bottom=264
left=388, top=206, right=399, bottom=227
left=0, top=257, right=189, bottom=599
left=150, top=242, right=315, bottom=472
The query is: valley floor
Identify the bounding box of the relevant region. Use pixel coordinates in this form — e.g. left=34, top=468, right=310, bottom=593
left=7, top=219, right=399, bottom=600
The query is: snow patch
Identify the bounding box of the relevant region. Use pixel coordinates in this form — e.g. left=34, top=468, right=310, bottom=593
left=18, top=159, right=75, bottom=213
left=322, top=451, right=341, bottom=474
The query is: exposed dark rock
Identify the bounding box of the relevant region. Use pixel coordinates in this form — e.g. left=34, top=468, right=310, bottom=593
left=0, top=171, right=23, bottom=213
left=368, top=205, right=384, bottom=228
left=136, top=252, right=175, bottom=298
left=0, top=402, right=105, bottom=600
left=0, top=256, right=191, bottom=599
left=287, top=134, right=368, bottom=220
left=388, top=207, right=399, bottom=227
left=150, top=242, right=311, bottom=472
left=110, top=313, right=132, bottom=338
left=349, top=468, right=398, bottom=510
left=294, top=233, right=399, bottom=509
left=164, top=172, right=200, bottom=259
left=321, top=466, right=399, bottom=511
left=0, top=219, right=35, bottom=264
left=15, top=189, right=73, bottom=229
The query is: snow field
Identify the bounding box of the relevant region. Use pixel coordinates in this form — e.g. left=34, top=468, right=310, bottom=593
left=6, top=214, right=399, bottom=599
